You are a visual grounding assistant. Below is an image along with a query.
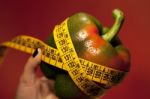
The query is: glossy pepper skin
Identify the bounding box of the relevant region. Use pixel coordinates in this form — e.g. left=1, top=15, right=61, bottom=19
left=40, top=9, right=130, bottom=98
left=68, top=9, right=130, bottom=72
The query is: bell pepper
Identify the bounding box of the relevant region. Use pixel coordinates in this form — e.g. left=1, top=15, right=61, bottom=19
left=40, top=9, right=130, bottom=99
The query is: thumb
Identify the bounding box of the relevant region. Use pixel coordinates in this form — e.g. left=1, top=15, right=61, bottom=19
left=20, top=48, right=42, bottom=85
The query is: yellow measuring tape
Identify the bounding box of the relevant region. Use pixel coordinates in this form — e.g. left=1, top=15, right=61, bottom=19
left=0, top=18, right=126, bottom=97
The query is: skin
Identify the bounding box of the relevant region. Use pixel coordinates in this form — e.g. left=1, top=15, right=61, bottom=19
left=16, top=48, right=96, bottom=99
left=15, top=48, right=58, bottom=99
left=40, top=9, right=130, bottom=98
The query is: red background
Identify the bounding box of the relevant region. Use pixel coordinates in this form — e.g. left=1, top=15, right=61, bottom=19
left=0, top=0, right=150, bottom=99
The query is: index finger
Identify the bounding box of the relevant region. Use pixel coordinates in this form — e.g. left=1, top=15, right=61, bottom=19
left=20, top=48, right=42, bottom=85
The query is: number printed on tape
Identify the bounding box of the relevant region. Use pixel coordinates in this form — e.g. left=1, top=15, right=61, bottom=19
left=0, top=18, right=126, bottom=97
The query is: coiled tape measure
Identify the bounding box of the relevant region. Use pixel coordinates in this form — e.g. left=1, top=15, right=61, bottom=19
left=0, top=18, right=126, bottom=97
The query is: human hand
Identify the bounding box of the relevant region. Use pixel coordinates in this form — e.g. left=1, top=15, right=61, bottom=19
left=15, top=48, right=58, bottom=99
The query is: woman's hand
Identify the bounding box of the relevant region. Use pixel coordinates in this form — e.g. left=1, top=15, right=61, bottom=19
left=15, top=48, right=58, bottom=99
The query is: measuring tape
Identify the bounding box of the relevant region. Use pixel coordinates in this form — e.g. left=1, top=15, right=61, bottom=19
left=0, top=18, right=126, bottom=97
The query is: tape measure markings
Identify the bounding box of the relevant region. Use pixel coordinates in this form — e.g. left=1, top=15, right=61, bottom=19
left=1, top=35, right=125, bottom=85
left=0, top=19, right=126, bottom=96
left=54, top=20, right=105, bottom=96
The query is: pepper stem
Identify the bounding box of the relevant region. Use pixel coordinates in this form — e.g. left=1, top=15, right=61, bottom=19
left=102, top=9, right=124, bottom=42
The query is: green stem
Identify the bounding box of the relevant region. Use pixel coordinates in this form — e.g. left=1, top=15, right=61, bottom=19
left=102, top=9, right=124, bottom=42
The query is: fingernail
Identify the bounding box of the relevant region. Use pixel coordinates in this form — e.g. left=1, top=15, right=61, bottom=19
left=32, top=48, right=38, bottom=57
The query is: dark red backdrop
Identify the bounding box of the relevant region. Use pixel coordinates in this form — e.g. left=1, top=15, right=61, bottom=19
left=0, top=0, right=150, bottom=99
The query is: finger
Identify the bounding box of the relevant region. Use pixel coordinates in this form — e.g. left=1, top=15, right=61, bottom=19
left=20, top=48, right=42, bottom=85
left=39, top=77, right=55, bottom=95
left=45, top=94, right=59, bottom=99
left=38, top=77, right=58, bottom=99
left=24, top=48, right=42, bottom=72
